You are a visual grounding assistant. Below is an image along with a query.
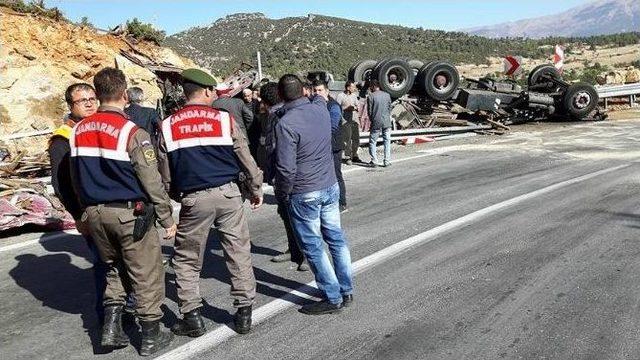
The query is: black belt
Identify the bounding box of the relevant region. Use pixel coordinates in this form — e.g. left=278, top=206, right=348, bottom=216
left=101, top=200, right=145, bottom=209
left=182, top=182, right=233, bottom=196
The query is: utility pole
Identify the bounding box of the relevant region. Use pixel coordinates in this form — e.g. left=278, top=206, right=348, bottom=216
left=257, top=51, right=263, bottom=80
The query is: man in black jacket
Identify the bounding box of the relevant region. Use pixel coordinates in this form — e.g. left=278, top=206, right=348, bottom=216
left=212, top=84, right=254, bottom=141
left=125, top=87, right=161, bottom=148
left=312, top=80, right=347, bottom=213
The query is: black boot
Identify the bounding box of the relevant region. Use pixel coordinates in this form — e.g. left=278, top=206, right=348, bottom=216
left=139, top=320, right=173, bottom=356
left=234, top=305, right=252, bottom=334
left=171, top=309, right=206, bottom=337
left=101, top=305, right=129, bottom=348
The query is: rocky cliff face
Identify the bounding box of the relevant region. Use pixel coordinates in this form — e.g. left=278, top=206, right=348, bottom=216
left=0, top=7, right=195, bottom=154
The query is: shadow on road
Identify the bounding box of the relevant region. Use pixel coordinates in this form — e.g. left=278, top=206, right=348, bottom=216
left=8, top=252, right=108, bottom=354
left=10, top=225, right=316, bottom=348
left=164, top=230, right=317, bottom=325
left=607, top=211, right=640, bottom=229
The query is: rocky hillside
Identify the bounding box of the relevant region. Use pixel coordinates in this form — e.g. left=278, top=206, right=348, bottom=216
left=165, top=12, right=640, bottom=80
left=465, top=0, right=640, bottom=38
left=0, top=6, right=195, bottom=154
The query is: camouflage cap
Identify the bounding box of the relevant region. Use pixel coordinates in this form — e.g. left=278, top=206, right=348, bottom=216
left=181, top=68, right=216, bottom=87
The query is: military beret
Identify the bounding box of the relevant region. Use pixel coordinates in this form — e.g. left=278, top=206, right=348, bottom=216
left=181, top=68, right=217, bottom=87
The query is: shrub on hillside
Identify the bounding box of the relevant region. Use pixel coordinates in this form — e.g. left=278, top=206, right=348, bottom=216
left=0, top=0, right=65, bottom=21
left=126, top=18, right=165, bottom=45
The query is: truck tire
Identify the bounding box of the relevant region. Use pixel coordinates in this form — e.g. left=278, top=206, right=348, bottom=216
left=348, top=60, right=378, bottom=84
left=562, top=83, right=598, bottom=119
left=528, top=64, right=560, bottom=87
left=371, top=58, right=415, bottom=99
left=417, top=61, right=459, bottom=101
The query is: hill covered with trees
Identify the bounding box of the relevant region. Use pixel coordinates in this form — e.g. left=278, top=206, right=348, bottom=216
left=165, top=13, right=640, bottom=79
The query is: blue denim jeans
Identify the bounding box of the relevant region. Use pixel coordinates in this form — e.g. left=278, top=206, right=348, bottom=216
left=369, top=127, right=391, bottom=164
left=288, top=183, right=353, bottom=304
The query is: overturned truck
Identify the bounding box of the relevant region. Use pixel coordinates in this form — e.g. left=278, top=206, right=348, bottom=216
left=346, top=59, right=604, bottom=129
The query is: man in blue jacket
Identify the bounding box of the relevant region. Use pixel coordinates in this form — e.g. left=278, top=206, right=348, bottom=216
left=275, top=74, right=354, bottom=315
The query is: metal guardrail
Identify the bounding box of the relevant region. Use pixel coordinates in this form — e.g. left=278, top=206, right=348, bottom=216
left=595, top=83, right=640, bottom=109
left=358, top=124, right=492, bottom=144
left=596, top=83, right=640, bottom=98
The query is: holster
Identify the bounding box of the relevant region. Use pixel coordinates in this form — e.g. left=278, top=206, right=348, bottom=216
left=132, top=202, right=156, bottom=242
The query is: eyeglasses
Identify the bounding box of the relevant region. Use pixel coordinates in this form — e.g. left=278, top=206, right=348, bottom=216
left=71, top=97, right=97, bottom=106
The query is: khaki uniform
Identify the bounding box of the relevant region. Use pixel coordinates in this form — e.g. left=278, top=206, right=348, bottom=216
left=159, top=116, right=263, bottom=313
left=77, top=106, right=175, bottom=321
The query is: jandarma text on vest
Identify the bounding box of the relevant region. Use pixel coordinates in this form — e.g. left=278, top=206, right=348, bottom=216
left=170, top=109, right=223, bottom=124
left=75, top=121, right=121, bottom=138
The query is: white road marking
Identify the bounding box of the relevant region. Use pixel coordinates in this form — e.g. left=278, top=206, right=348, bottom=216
left=156, top=163, right=629, bottom=360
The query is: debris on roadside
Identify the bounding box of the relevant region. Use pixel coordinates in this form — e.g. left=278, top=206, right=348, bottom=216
left=0, top=178, right=75, bottom=232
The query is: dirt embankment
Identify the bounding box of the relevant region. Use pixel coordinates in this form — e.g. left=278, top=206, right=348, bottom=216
left=0, top=7, right=196, bottom=155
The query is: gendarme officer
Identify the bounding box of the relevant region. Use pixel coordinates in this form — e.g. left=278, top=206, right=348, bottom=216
left=158, top=69, right=263, bottom=336
left=70, top=67, right=177, bottom=356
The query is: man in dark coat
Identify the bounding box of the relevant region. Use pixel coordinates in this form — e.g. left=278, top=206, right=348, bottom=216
left=125, top=87, right=161, bottom=148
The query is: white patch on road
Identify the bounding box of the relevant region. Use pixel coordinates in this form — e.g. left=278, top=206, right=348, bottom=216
left=155, top=163, right=629, bottom=360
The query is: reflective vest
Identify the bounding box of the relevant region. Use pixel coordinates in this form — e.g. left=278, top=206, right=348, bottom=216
left=69, top=111, right=146, bottom=205
left=161, top=104, right=239, bottom=193
left=52, top=123, right=73, bottom=140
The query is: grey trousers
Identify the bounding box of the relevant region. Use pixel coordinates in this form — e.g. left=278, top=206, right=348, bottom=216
left=173, top=182, right=256, bottom=313
left=82, top=205, right=165, bottom=321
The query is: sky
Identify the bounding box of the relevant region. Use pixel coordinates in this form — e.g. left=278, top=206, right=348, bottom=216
left=45, top=0, right=589, bottom=35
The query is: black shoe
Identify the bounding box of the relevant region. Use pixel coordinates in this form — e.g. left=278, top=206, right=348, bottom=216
left=300, top=300, right=343, bottom=315
left=352, top=157, right=362, bottom=163
left=139, top=320, right=174, bottom=356
left=171, top=309, right=206, bottom=337
left=101, top=305, right=129, bottom=348
left=342, top=294, right=353, bottom=307
left=234, top=306, right=252, bottom=334
left=369, top=161, right=378, bottom=168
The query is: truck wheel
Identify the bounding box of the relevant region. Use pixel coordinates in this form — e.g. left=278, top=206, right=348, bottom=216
left=348, top=60, right=378, bottom=84
left=562, top=83, right=598, bottom=119
left=371, top=58, right=415, bottom=99
left=417, top=61, right=459, bottom=101
left=528, top=64, right=560, bottom=87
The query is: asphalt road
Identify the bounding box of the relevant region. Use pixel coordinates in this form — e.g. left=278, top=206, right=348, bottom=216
left=2, top=118, right=640, bottom=360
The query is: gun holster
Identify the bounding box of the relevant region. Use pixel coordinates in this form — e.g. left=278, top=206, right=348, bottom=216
left=132, top=201, right=156, bottom=242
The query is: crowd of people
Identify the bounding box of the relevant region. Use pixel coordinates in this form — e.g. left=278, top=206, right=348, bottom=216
left=48, top=66, right=393, bottom=356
